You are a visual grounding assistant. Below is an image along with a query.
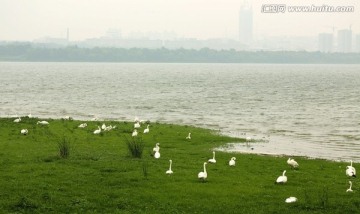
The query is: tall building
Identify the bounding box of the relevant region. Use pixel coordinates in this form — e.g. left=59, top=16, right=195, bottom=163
left=67, top=28, right=69, bottom=42
left=239, top=3, right=253, bottom=47
left=337, top=29, right=352, bottom=53
left=318, top=33, right=333, bottom=53
left=355, top=34, right=360, bottom=53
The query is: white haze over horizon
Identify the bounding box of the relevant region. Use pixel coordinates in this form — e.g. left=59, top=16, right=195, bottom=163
left=0, top=0, right=359, bottom=41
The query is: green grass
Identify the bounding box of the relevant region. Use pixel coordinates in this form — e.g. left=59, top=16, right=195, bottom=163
left=125, top=136, right=145, bottom=158
left=0, top=117, right=358, bottom=213
left=58, top=136, right=71, bottom=159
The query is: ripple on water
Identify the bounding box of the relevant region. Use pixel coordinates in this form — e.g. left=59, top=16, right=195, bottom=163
left=1, top=62, right=360, bottom=161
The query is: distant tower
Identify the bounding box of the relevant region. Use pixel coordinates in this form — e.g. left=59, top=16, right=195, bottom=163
left=337, top=28, right=352, bottom=53
left=239, top=1, right=253, bottom=47
left=355, top=34, right=360, bottom=53
left=67, top=28, right=69, bottom=42
left=318, top=33, right=333, bottom=53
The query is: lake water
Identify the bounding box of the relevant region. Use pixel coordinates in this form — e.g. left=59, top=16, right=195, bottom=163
left=1, top=62, right=359, bottom=161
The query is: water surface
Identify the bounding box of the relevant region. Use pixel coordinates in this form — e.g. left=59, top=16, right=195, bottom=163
left=1, top=62, right=359, bottom=161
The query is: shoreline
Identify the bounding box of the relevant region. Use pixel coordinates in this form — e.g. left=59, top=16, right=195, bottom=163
left=1, top=116, right=356, bottom=163
left=216, top=143, right=345, bottom=163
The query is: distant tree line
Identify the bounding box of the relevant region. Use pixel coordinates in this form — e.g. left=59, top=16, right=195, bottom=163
left=0, top=43, right=359, bottom=63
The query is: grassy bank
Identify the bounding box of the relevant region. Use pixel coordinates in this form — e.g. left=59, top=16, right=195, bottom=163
left=0, top=117, right=358, bottom=213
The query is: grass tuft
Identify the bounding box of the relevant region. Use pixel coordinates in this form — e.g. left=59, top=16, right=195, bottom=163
left=125, top=136, right=144, bottom=158
left=142, top=161, right=148, bottom=179
left=58, top=136, right=71, bottom=159
left=11, top=196, right=38, bottom=212
left=318, top=186, right=329, bottom=208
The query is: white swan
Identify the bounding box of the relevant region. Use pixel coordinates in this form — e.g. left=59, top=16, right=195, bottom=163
left=154, top=150, right=160, bottom=159
left=348, top=160, right=356, bottom=175
left=166, top=160, right=173, bottom=175
left=246, top=136, right=252, bottom=141
left=229, top=157, right=236, bottom=166
left=20, top=129, right=28, bottom=135
left=346, top=166, right=356, bottom=177
left=153, top=143, right=160, bottom=153
left=198, top=162, right=208, bottom=181
left=143, top=125, right=149, bottom=133
left=101, top=123, right=106, bottom=130
left=37, top=121, right=49, bottom=125
left=346, top=181, right=353, bottom=192
left=275, top=170, right=287, bottom=184
left=208, top=151, right=216, bottom=163
left=27, top=113, right=32, bottom=118
left=285, top=197, right=298, bottom=203
left=134, top=122, right=141, bottom=129
left=78, top=123, right=87, bottom=128
left=287, top=158, right=299, bottom=169
left=186, top=132, right=191, bottom=140
left=93, top=126, right=101, bottom=134
left=14, top=117, right=21, bottom=123
left=104, top=125, right=113, bottom=131
left=63, top=116, right=72, bottom=120
left=132, top=129, right=138, bottom=137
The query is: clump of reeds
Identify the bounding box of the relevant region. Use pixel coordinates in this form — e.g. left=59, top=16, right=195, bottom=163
left=142, top=161, right=148, bottom=179
left=318, top=186, right=329, bottom=208
left=11, top=196, right=38, bottom=212
left=58, top=136, right=71, bottom=159
left=125, top=136, right=144, bottom=158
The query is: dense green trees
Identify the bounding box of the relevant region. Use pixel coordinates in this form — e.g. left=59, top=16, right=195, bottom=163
left=0, top=43, right=359, bottom=63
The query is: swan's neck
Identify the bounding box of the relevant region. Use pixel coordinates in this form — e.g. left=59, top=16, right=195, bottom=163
left=283, top=171, right=286, bottom=176
left=169, top=161, right=172, bottom=170
left=213, top=152, right=215, bottom=159
left=203, top=163, right=207, bottom=173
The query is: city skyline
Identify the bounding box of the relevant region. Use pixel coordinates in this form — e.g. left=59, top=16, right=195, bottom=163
left=1, top=0, right=359, bottom=42
left=238, top=2, right=253, bottom=46
left=27, top=28, right=359, bottom=53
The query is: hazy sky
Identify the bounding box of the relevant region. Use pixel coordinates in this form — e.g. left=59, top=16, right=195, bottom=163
left=1, top=0, right=359, bottom=41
